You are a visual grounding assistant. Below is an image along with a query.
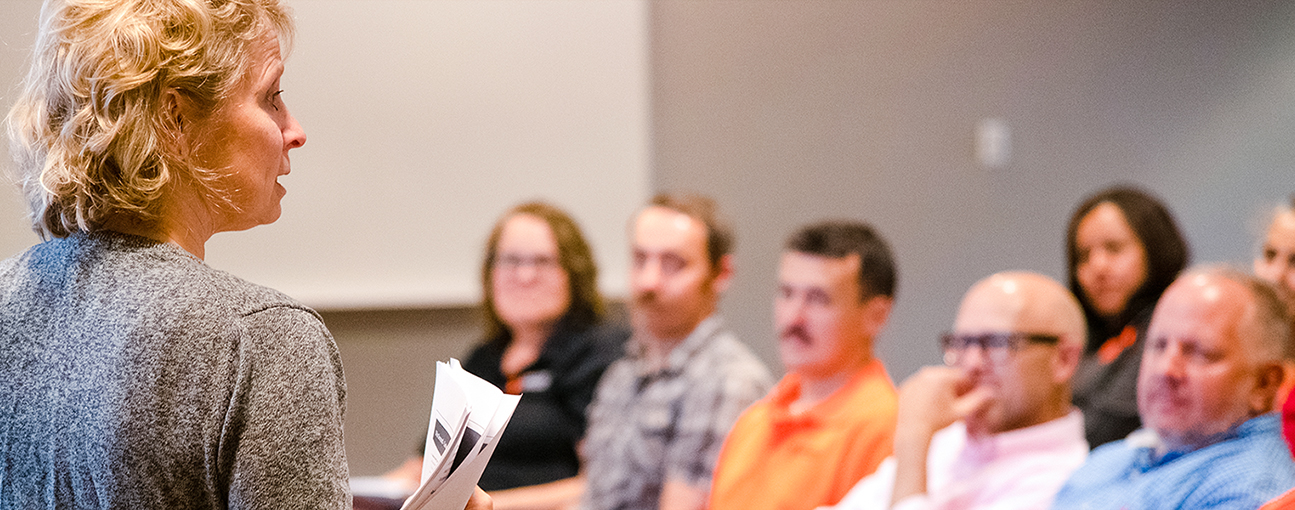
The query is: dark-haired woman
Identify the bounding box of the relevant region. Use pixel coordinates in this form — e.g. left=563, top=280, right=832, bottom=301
left=1065, top=185, right=1189, bottom=449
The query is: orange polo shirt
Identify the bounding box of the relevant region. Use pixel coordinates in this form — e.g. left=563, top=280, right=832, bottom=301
left=1264, top=489, right=1295, bottom=510
left=709, top=360, right=897, bottom=510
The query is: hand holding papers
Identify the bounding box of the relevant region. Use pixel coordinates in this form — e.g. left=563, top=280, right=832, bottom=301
left=401, top=360, right=520, bottom=510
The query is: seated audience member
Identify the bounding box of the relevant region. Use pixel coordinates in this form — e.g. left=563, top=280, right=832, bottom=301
left=1052, top=267, right=1295, bottom=510
left=364, top=203, right=627, bottom=508
left=1066, top=185, right=1189, bottom=449
left=710, top=221, right=900, bottom=510
left=820, top=271, right=1089, bottom=510
left=1256, top=194, right=1295, bottom=297
left=490, top=193, right=773, bottom=510
left=1255, top=195, right=1295, bottom=507
left=1254, top=196, right=1295, bottom=413
left=579, top=193, right=772, bottom=510
left=464, top=202, right=628, bottom=490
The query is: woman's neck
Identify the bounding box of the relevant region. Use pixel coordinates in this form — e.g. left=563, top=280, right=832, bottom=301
left=509, top=322, right=554, bottom=349
left=501, top=322, right=555, bottom=377
left=101, top=186, right=220, bottom=259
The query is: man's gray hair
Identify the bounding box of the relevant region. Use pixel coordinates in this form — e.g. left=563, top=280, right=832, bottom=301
left=1187, top=265, right=1294, bottom=362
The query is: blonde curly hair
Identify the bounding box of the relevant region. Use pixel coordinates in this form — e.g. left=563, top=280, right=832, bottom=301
left=5, top=0, right=295, bottom=239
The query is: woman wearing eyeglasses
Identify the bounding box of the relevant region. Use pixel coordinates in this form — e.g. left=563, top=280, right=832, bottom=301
left=380, top=202, right=628, bottom=500
left=1065, top=185, right=1189, bottom=449
left=464, top=202, right=628, bottom=492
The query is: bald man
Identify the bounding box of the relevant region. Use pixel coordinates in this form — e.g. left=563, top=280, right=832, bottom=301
left=1054, top=267, right=1295, bottom=509
left=822, top=271, right=1090, bottom=510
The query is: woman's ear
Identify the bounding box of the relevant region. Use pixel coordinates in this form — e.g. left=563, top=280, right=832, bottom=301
left=163, top=89, right=191, bottom=157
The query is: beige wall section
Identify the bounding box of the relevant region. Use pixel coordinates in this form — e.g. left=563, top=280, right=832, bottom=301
left=323, top=307, right=482, bottom=477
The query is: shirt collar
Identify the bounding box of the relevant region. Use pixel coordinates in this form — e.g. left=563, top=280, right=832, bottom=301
left=767, top=360, right=889, bottom=427
left=1127, top=412, right=1279, bottom=469
left=962, top=408, right=1086, bottom=461
left=626, top=315, right=724, bottom=377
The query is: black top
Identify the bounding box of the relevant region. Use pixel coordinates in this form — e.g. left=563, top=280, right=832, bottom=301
left=1071, top=304, right=1155, bottom=449
left=461, top=320, right=629, bottom=490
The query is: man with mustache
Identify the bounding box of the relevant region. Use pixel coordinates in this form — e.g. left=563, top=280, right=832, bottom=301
left=820, top=271, right=1090, bottom=510
left=1052, top=267, right=1295, bottom=509
left=709, top=220, right=901, bottom=510
left=575, top=193, right=773, bottom=510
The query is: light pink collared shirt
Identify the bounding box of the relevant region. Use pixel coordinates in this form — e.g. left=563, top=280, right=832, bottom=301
left=821, top=410, right=1089, bottom=510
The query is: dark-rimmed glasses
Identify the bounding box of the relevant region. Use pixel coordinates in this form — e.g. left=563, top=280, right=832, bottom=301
left=940, top=332, right=1060, bottom=366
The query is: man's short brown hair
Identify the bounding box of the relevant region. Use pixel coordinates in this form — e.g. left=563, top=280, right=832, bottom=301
left=648, top=192, right=734, bottom=272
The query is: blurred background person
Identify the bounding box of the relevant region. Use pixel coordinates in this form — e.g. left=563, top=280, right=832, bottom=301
left=821, top=271, right=1089, bottom=510
left=1256, top=194, right=1295, bottom=296
left=1053, top=267, right=1294, bottom=509
left=369, top=202, right=628, bottom=504
left=0, top=0, right=350, bottom=506
left=1065, top=185, right=1189, bottom=448
left=465, top=202, right=628, bottom=490
left=710, top=220, right=900, bottom=510
left=1253, top=194, right=1295, bottom=458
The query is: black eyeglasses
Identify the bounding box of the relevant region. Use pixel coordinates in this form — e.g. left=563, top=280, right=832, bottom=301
left=939, top=332, right=1061, bottom=366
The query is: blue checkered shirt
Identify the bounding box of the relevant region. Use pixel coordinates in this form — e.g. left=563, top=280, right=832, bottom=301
left=1052, top=413, right=1295, bottom=510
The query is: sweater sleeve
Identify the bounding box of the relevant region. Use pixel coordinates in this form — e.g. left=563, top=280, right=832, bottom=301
left=222, top=305, right=351, bottom=509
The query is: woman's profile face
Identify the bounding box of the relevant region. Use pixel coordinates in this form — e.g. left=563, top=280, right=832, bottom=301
left=491, top=214, right=572, bottom=332
left=1255, top=210, right=1295, bottom=295
left=188, top=31, right=306, bottom=232
left=1075, top=202, right=1149, bottom=319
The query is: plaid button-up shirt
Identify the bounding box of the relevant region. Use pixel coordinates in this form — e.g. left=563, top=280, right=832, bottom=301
left=579, top=317, right=773, bottom=510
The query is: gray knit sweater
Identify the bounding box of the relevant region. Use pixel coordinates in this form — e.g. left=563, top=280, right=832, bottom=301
left=0, top=231, right=350, bottom=509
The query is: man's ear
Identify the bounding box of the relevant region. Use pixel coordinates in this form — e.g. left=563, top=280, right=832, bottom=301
left=1052, top=338, right=1082, bottom=385
left=860, top=295, right=893, bottom=339
left=711, top=254, right=734, bottom=294
left=1249, top=361, right=1287, bottom=415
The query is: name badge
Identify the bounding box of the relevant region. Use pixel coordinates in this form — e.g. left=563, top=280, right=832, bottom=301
left=521, top=371, right=553, bottom=392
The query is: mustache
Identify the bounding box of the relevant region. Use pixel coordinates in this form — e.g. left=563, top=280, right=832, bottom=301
left=633, top=290, right=657, bottom=306
left=780, top=324, right=810, bottom=343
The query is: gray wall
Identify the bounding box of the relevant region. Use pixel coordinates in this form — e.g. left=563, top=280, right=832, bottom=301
left=651, top=0, right=1295, bottom=385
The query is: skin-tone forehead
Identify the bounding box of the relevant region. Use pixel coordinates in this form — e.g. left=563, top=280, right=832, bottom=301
left=1268, top=210, right=1295, bottom=243
left=634, top=206, right=707, bottom=251
left=780, top=252, right=860, bottom=284
left=1163, top=273, right=1246, bottom=317
left=499, top=214, right=557, bottom=251
left=243, top=31, right=284, bottom=87
left=955, top=272, right=1086, bottom=343
left=1154, top=273, right=1256, bottom=351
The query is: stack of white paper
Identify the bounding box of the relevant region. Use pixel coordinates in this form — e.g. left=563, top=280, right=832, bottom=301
left=400, top=359, right=520, bottom=510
